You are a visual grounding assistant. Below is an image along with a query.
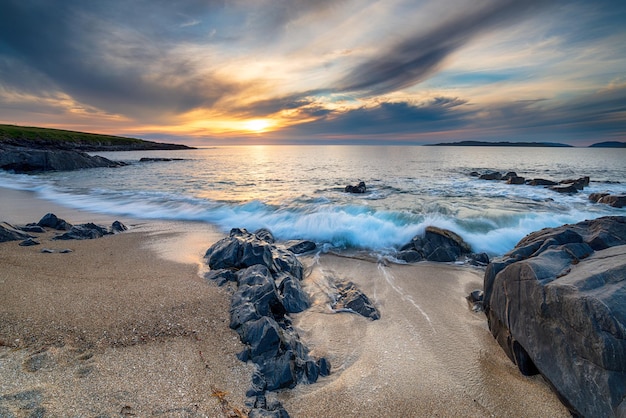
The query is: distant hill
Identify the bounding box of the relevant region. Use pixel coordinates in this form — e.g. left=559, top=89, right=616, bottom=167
left=589, top=141, right=626, bottom=148
left=425, top=140, right=573, bottom=147
left=0, top=124, right=194, bottom=151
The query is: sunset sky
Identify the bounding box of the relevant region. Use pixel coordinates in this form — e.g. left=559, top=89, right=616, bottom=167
left=1, top=0, right=625, bottom=146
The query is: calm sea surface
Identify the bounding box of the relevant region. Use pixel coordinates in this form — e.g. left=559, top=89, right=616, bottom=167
left=2, top=146, right=625, bottom=256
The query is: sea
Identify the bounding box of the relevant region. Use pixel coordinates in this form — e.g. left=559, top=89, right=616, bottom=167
left=1, top=145, right=625, bottom=258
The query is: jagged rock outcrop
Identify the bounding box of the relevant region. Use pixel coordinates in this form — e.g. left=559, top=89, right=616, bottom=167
left=590, top=192, right=626, bottom=208
left=483, top=216, right=626, bottom=417
left=204, top=228, right=330, bottom=417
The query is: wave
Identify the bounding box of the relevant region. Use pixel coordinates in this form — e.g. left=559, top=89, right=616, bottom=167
left=1, top=171, right=622, bottom=257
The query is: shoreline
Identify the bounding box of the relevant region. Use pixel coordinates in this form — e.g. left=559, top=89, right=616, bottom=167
left=0, top=188, right=570, bottom=416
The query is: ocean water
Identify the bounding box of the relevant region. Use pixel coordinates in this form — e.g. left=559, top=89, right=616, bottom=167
left=1, top=145, right=625, bottom=257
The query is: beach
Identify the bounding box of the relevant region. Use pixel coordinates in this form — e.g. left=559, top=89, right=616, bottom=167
left=0, top=188, right=570, bottom=417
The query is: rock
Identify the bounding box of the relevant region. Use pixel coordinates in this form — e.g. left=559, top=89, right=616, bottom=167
left=37, top=213, right=72, bottom=230
left=395, top=249, right=424, bottom=263
left=111, top=220, right=128, bottom=232
left=0, top=147, right=124, bottom=173
left=255, top=228, right=276, bottom=243
left=469, top=171, right=480, bottom=177
left=205, top=228, right=330, bottom=410
left=549, top=184, right=578, bottom=193
left=598, top=194, right=626, bottom=208
left=138, top=157, right=184, bottom=162
left=483, top=216, right=626, bottom=417
left=501, top=171, right=518, bottom=181
left=404, top=226, right=472, bottom=262
left=506, top=176, right=525, bottom=185
left=0, top=222, right=34, bottom=242
left=589, top=192, right=610, bottom=202
left=53, top=223, right=111, bottom=240
left=331, top=281, right=380, bottom=320
left=527, top=178, right=559, bottom=186
left=277, top=274, right=310, bottom=313
left=204, top=269, right=237, bottom=286
left=19, top=238, right=40, bottom=246
left=560, top=176, right=590, bottom=190
left=468, top=252, right=490, bottom=266
left=20, top=224, right=46, bottom=233
left=479, top=171, right=501, bottom=180
left=283, top=240, right=316, bottom=254
left=345, top=181, right=366, bottom=193
left=466, top=289, right=484, bottom=312
left=205, top=229, right=274, bottom=271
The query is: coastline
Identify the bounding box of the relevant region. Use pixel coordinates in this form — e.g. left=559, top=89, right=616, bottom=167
left=0, top=187, right=570, bottom=416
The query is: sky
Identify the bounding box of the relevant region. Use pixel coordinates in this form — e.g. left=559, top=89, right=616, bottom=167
left=0, top=0, right=625, bottom=146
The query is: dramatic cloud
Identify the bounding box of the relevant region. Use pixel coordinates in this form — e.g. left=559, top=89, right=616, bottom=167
left=0, top=0, right=624, bottom=144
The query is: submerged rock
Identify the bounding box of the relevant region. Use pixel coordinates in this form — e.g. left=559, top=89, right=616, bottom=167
left=483, top=216, right=626, bottom=417
left=345, top=181, right=366, bottom=193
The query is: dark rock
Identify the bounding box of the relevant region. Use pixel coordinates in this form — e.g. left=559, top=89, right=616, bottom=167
left=59, top=249, right=73, bottom=253
left=405, top=226, right=472, bottom=262
left=502, top=171, right=518, bottom=181
left=0, top=222, right=34, bottom=242
left=205, top=228, right=329, bottom=413
left=527, top=178, right=559, bottom=186
left=560, top=176, right=590, bottom=190
left=469, top=252, right=490, bottom=266
left=20, top=224, right=46, bottom=233
left=204, top=268, right=237, bottom=286
left=111, top=220, right=128, bottom=233
left=278, top=274, right=310, bottom=313
left=283, top=240, right=316, bottom=254
left=549, top=184, right=578, bottom=194
left=37, top=213, right=72, bottom=230
left=53, top=223, right=111, bottom=240
left=138, top=157, right=184, bottom=162
left=396, top=249, right=424, bottom=263
left=469, top=171, right=480, bottom=177
left=255, top=228, right=276, bottom=243
left=598, top=194, right=626, bottom=208
left=19, top=238, right=40, bottom=246
left=589, top=192, right=610, bottom=203
left=466, top=289, right=484, bottom=312
left=483, top=216, right=626, bottom=417
left=205, top=229, right=274, bottom=271
left=331, top=281, right=380, bottom=320
left=345, top=181, right=366, bottom=193
left=0, top=147, right=124, bottom=173
left=479, top=171, right=501, bottom=180
left=506, top=176, right=525, bottom=185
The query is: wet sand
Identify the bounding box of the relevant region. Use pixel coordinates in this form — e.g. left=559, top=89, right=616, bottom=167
left=0, top=188, right=569, bottom=417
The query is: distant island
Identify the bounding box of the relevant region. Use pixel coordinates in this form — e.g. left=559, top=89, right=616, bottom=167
left=425, top=140, right=573, bottom=147
left=0, top=124, right=194, bottom=151
left=588, top=141, right=626, bottom=148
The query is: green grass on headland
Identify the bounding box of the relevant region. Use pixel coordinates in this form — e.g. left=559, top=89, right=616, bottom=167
left=0, top=124, right=193, bottom=150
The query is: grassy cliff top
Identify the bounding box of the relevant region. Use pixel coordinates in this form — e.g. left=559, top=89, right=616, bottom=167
left=0, top=124, right=193, bottom=150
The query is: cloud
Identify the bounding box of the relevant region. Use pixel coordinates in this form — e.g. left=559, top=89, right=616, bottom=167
left=337, top=0, right=547, bottom=95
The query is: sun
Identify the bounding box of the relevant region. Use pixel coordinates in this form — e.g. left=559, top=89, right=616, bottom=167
left=243, top=119, right=271, bottom=133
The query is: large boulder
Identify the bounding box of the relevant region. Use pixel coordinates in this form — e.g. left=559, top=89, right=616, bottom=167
left=401, top=226, right=472, bottom=262
left=483, top=216, right=626, bottom=417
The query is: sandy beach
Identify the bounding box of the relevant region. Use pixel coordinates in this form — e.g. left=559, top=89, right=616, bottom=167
left=0, top=188, right=570, bottom=417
